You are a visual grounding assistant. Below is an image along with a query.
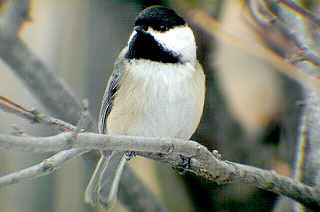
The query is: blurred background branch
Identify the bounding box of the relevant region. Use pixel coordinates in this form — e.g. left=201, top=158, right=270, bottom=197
left=269, top=0, right=320, bottom=211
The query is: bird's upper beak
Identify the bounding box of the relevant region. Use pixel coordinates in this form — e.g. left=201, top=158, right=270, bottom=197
left=134, top=26, right=146, bottom=34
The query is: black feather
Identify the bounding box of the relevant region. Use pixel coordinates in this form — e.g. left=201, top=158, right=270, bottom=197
left=135, top=6, right=185, bottom=32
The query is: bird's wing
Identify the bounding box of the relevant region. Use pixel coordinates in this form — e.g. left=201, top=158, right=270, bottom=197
left=99, top=48, right=128, bottom=134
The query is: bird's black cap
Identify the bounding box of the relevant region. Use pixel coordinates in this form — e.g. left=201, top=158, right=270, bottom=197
left=135, top=6, right=185, bottom=32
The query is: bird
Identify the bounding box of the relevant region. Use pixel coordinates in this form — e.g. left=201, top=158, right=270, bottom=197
left=85, top=5, right=206, bottom=210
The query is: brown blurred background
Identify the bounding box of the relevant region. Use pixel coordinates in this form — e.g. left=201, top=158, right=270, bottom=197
left=0, top=0, right=314, bottom=211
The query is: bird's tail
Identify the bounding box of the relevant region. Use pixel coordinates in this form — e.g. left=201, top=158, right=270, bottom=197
left=85, top=151, right=109, bottom=205
left=98, top=151, right=126, bottom=209
left=85, top=151, right=126, bottom=210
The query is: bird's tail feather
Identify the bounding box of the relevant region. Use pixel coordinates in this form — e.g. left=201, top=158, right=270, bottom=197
left=84, top=154, right=108, bottom=205
left=98, top=151, right=126, bottom=210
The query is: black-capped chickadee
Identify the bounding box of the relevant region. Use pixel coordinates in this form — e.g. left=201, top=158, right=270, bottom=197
left=85, top=6, right=205, bottom=210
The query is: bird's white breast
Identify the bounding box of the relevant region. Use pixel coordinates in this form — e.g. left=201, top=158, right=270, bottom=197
left=107, top=59, right=205, bottom=139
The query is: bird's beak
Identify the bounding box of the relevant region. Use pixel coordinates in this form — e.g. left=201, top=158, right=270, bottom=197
left=134, top=26, right=146, bottom=34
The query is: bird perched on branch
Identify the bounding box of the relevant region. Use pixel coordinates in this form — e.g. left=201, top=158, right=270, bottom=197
left=85, top=5, right=205, bottom=210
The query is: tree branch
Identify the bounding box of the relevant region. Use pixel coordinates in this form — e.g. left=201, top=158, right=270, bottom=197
left=0, top=132, right=319, bottom=210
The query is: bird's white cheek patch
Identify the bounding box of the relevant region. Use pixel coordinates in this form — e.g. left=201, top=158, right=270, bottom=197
left=148, top=27, right=197, bottom=62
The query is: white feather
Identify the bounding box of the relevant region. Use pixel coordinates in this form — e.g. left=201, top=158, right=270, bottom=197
left=107, top=59, right=205, bottom=139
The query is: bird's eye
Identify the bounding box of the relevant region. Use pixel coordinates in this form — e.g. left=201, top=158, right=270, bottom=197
left=159, top=25, right=168, bottom=31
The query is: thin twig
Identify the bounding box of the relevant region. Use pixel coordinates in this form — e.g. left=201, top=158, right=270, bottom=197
left=0, top=132, right=319, bottom=210
left=0, top=148, right=88, bottom=186
left=0, top=95, right=35, bottom=121
left=70, top=99, right=90, bottom=143
left=35, top=113, right=76, bottom=132
left=0, top=95, right=76, bottom=131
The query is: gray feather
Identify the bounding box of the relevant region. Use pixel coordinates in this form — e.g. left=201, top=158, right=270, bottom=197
left=99, top=48, right=128, bottom=134
left=97, top=151, right=126, bottom=210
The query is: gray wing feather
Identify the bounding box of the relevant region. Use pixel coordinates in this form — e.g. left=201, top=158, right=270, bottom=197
left=99, top=48, right=128, bottom=134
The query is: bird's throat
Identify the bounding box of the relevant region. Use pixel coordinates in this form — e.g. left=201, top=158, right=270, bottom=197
left=126, top=31, right=181, bottom=63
